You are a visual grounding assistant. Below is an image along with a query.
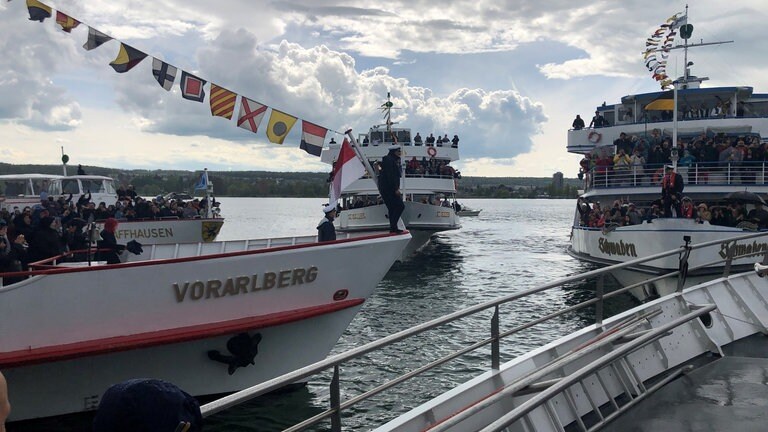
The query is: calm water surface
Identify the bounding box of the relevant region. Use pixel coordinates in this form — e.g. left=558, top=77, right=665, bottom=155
left=10, top=198, right=635, bottom=432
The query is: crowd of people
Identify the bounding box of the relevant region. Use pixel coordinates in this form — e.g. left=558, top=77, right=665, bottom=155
left=404, top=156, right=460, bottom=177
left=576, top=197, right=768, bottom=231
left=0, top=187, right=216, bottom=277
left=579, top=129, right=768, bottom=187
left=361, top=132, right=460, bottom=147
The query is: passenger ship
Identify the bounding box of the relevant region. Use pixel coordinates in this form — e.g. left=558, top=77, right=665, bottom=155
left=321, top=95, right=461, bottom=258
left=567, top=12, right=768, bottom=299
left=0, top=171, right=223, bottom=244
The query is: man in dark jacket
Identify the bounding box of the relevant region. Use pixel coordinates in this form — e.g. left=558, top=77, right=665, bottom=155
left=379, top=145, right=405, bottom=233
left=317, top=204, right=337, bottom=242
left=28, top=216, right=63, bottom=263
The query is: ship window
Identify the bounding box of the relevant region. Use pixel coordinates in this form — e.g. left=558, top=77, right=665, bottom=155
left=60, top=179, right=79, bottom=195
left=0, top=180, right=27, bottom=197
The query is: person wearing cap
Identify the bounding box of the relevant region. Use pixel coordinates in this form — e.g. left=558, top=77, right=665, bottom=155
left=379, top=145, right=405, bottom=233
left=317, top=204, right=337, bottom=242
left=92, top=378, right=202, bottom=432
left=661, top=165, right=684, bottom=217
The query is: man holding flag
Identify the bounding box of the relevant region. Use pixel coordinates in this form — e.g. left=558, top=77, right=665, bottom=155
left=379, top=145, right=404, bottom=233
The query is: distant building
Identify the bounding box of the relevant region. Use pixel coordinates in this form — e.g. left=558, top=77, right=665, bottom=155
left=553, top=172, right=564, bottom=189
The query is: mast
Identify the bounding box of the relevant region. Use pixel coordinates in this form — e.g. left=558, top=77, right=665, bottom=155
left=380, top=92, right=406, bottom=197
left=650, top=5, right=732, bottom=169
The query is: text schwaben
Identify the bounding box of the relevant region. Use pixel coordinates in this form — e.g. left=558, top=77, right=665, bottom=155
left=598, top=238, right=637, bottom=257
left=116, top=228, right=174, bottom=239
left=718, top=241, right=768, bottom=259
left=173, top=266, right=318, bottom=302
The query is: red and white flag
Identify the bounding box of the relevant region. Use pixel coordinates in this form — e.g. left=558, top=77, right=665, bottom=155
left=237, top=97, right=267, bottom=133
left=329, top=138, right=366, bottom=205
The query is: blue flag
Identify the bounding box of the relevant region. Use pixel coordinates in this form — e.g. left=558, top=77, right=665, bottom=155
left=194, top=172, right=208, bottom=190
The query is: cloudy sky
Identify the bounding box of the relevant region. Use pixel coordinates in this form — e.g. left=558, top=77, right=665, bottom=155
left=1, top=1, right=766, bottom=177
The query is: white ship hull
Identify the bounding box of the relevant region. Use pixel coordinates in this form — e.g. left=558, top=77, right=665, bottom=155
left=0, top=231, right=410, bottom=421
left=337, top=202, right=459, bottom=259
left=570, top=218, right=767, bottom=297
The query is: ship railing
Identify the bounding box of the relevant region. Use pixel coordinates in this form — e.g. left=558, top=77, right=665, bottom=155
left=585, top=161, right=768, bottom=190
left=0, top=232, right=387, bottom=286
left=199, top=230, right=768, bottom=431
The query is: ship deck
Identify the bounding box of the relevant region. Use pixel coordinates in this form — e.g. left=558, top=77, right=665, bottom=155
left=607, top=334, right=768, bottom=432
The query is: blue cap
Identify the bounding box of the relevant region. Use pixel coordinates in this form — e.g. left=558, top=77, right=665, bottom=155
left=92, top=378, right=202, bottom=432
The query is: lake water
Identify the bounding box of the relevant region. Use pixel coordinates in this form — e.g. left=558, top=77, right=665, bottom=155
left=8, top=198, right=636, bottom=432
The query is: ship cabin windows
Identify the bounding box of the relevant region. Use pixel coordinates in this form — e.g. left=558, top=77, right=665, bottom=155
left=0, top=179, right=39, bottom=197
left=365, top=130, right=412, bottom=145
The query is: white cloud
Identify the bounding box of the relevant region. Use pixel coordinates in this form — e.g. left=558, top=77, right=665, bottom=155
left=2, top=0, right=768, bottom=179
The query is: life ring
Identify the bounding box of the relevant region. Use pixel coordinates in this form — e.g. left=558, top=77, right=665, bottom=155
left=588, top=131, right=601, bottom=143
left=427, top=147, right=437, bottom=158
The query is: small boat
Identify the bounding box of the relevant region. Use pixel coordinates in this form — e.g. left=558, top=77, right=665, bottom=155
left=321, top=94, right=461, bottom=258
left=567, top=8, right=768, bottom=299
left=0, top=230, right=411, bottom=421
left=456, top=207, right=481, bottom=217
left=0, top=172, right=224, bottom=244
left=198, top=231, right=768, bottom=431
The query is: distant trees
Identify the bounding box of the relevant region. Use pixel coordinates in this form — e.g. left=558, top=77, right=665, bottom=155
left=0, top=163, right=579, bottom=199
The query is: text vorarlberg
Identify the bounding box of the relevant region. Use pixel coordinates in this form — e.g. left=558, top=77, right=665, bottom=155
left=173, top=266, right=318, bottom=302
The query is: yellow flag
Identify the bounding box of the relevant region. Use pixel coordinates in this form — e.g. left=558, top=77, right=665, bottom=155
left=265, top=109, right=298, bottom=144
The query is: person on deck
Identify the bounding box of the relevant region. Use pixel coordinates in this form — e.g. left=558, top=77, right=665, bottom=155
left=28, top=216, right=63, bottom=263
left=413, top=133, right=423, bottom=146
left=379, top=145, right=405, bottom=233
left=317, top=204, right=337, bottom=242
left=661, top=165, right=684, bottom=217
left=572, top=115, right=585, bottom=130
left=97, top=217, right=125, bottom=264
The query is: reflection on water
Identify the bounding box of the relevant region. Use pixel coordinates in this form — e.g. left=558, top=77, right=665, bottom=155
left=10, top=198, right=641, bottom=432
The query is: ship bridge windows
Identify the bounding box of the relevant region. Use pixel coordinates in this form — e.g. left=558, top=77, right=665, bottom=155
left=58, top=178, right=80, bottom=195
left=0, top=179, right=29, bottom=197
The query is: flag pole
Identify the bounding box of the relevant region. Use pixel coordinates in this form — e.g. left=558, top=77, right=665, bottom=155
left=203, top=168, right=212, bottom=219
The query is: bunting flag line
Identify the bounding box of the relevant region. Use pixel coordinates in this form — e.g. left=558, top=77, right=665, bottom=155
left=299, top=121, right=328, bottom=157
left=55, top=11, right=80, bottom=32
left=15, top=0, right=330, bottom=158
left=83, top=26, right=112, bottom=51
left=110, top=43, right=147, bottom=73
left=209, top=84, right=237, bottom=120
left=265, top=109, right=298, bottom=144
left=152, top=58, right=177, bottom=91
left=180, top=71, right=206, bottom=102
left=643, top=11, right=683, bottom=90
left=26, top=0, right=51, bottom=22
left=237, top=97, right=267, bottom=133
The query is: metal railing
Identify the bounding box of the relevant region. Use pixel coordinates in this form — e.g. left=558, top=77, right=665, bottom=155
left=585, top=161, right=768, bottom=190
left=199, top=230, right=768, bottom=431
